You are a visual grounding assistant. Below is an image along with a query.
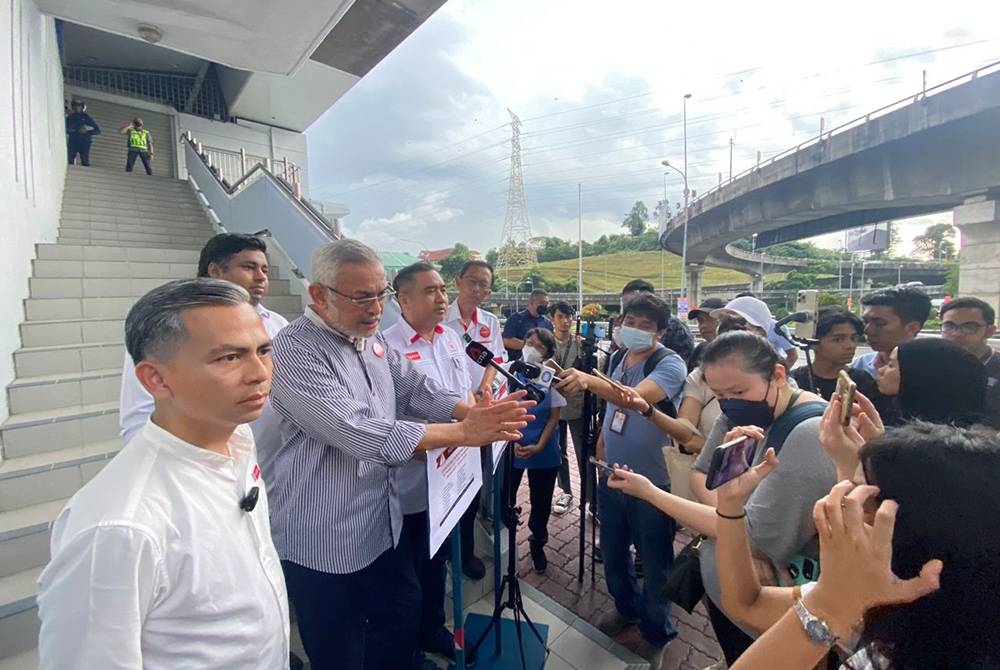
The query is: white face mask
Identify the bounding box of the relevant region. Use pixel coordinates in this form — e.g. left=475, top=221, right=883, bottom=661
left=619, top=325, right=655, bottom=352
left=522, top=346, right=544, bottom=364
left=612, top=325, right=623, bottom=348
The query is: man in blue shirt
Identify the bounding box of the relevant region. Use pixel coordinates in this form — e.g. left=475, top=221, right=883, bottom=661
left=554, top=293, right=686, bottom=667
left=502, top=288, right=553, bottom=361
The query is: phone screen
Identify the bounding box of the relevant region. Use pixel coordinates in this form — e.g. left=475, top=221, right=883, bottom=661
left=706, top=436, right=758, bottom=490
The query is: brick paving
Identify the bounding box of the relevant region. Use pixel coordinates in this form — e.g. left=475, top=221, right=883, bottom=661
left=511, top=442, right=724, bottom=670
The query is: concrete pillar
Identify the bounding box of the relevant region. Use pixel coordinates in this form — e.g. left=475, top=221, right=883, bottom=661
left=954, top=197, right=1000, bottom=315
left=686, top=264, right=705, bottom=310
left=751, top=273, right=765, bottom=294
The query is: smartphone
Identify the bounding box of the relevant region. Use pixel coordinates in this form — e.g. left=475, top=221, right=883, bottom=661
left=705, top=436, right=759, bottom=490
left=795, top=290, right=819, bottom=340
left=588, top=456, right=617, bottom=477
left=545, top=358, right=565, bottom=373
left=835, top=370, right=857, bottom=426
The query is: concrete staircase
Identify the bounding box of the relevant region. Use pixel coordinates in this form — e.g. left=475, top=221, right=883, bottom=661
left=0, top=163, right=303, bottom=667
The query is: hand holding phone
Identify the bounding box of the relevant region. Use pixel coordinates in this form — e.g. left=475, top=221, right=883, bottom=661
left=705, top=436, right=759, bottom=490
left=835, top=370, right=857, bottom=426
left=588, top=456, right=617, bottom=478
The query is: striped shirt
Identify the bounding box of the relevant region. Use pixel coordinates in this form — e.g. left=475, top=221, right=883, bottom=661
left=263, top=307, right=464, bottom=574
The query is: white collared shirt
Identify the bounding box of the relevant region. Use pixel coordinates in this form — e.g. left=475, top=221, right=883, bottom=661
left=118, top=302, right=289, bottom=443
left=37, top=421, right=289, bottom=670
left=443, top=301, right=505, bottom=391
left=383, top=319, right=472, bottom=514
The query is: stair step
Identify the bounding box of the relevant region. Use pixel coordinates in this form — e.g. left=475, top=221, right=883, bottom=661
left=58, top=220, right=209, bottom=236
left=7, top=368, right=121, bottom=415
left=0, top=440, right=119, bottom=516
left=0, top=401, right=119, bottom=459
left=29, top=276, right=181, bottom=300
left=56, top=228, right=210, bottom=247
left=14, top=342, right=124, bottom=378
left=55, top=238, right=205, bottom=251
left=19, top=317, right=123, bottom=348
left=31, top=259, right=198, bottom=280
left=35, top=243, right=200, bottom=263
left=0, top=567, right=44, bottom=659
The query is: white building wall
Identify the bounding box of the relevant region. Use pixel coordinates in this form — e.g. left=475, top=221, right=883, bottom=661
left=0, top=0, right=66, bottom=424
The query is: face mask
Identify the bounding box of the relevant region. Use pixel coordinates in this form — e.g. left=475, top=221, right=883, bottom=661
left=535, top=304, right=549, bottom=316
left=522, top=346, right=544, bottom=364
left=619, top=325, right=655, bottom=352
left=612, top=325, right=623, bottom=348
left=718, top=381, right=775, bottom=428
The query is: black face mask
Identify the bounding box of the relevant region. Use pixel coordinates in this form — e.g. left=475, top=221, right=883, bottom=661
left=535, top=304, right=549, bottom=316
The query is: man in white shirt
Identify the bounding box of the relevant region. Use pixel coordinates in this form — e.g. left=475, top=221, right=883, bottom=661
left=443, top=259, right=506, bottom=579
left=37, top=278, right=289, bottom=669
left=119, top=233, right=290, bottom=443
left=384, top=262, right=476, bottom=666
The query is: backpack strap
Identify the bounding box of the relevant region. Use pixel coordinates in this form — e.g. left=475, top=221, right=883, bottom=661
left=766, top=401, right=827, bottom=455
left=608, top=348, right=627, bottom=377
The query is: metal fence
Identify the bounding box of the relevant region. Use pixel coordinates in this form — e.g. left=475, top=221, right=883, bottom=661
left=198, top=144, right=302, bottom=195
left=64, top=64, right=230, bottom=121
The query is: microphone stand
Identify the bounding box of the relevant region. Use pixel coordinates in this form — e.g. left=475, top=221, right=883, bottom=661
left=574, top=318, right=602, bottom=584
left=466, top=371, right=548, bottom=670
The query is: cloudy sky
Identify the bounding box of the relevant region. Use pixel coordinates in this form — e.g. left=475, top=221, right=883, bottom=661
left=306, top=0, right=1000, bottom=257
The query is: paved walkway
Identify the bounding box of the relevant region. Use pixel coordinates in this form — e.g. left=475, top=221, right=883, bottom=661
left=512, top=443, right=725, bottom=670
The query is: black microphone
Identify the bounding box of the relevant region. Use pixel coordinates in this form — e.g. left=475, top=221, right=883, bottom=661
left=509, top=359, right=543, bottom=379
left=465, top=341, right=545, bottom=404
left=239, top=486, right=259, bottom=512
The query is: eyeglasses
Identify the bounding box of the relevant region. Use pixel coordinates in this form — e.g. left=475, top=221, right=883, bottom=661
left=318, top=283, right=395, bottom=306
left=461, top=278, right=493, bottom=292
left=941, top=321, right=987, bottom=335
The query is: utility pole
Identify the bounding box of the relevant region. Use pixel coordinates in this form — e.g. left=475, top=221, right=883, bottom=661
left=496, top=109, right=536, bottom=296
left=577, top=183, right=583, bottom=312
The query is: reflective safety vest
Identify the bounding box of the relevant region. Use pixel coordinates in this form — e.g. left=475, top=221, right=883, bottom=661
left=128, top=128, right=150, bottom=151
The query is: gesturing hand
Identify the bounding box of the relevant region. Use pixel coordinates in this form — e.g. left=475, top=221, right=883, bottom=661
left=553, top=368, right=589, bottom=397
left=462, top=389, right=536, bottom=445
left=805, top=481, right=943, bottom=640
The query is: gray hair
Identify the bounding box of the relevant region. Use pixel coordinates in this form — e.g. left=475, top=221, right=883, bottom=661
left=311, top=239, right=382, bottom=286
left=125, top=278, right=251, bottom=362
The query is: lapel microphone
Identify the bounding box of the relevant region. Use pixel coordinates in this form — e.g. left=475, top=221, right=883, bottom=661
left=239, top=486, right=259, bottom=512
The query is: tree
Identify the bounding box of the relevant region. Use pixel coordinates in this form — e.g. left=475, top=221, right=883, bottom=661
left=485, top=248, right=498, bottom=267
left=438, top=243, right=471, bottom=282
left=621, top=201, right=649, bottom=237
left=912, top=223, right=957, bottom=260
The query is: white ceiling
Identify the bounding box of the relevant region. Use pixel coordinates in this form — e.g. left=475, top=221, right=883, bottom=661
left=62, top=22, right=206, bottom=75
left=39, top=0, right=356, bottom=75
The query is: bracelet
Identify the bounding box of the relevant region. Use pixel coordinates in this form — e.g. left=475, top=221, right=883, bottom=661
left=716, top=509, right=747, bottom=520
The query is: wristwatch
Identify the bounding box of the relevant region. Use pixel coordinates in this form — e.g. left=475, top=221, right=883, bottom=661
left=793, top=598, right=838, bottom=647
left=640, top=403, right=655, bottom=418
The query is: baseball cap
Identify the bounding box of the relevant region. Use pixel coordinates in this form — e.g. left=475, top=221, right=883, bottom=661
left=688, top=297, right=726, bottom=320
left=711, top=296, right=774, bottom=330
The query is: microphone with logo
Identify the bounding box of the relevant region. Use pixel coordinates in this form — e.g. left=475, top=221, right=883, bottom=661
left=465, top=341, right=545, bottom=404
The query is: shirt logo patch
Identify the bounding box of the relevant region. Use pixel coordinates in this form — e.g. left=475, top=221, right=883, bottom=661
left=480, top=325, right=491, bottom=338
left=372, top=342, right=385, bottom=358
left=405, top=351, right=421, bottom=361
left=252, top=464, right=260, bottom=480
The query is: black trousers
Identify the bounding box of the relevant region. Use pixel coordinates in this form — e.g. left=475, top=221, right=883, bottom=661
left=126, top=149, right=153, bottom=175
left=282, top=546, right=420, bottom=670
left=67, top=136, right=91, bottom=166
left=399, top=511, right=449, bottom=646
left=706, top=597, right=755, bottom=666
left=507, top=465, right=559, bottom=544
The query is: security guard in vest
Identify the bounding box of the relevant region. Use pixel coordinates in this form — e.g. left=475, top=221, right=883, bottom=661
left=118, top=117, right=155, bottom=175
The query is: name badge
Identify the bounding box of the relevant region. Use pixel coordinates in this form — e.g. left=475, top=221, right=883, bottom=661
left=610, top=408, right=628, bottom=435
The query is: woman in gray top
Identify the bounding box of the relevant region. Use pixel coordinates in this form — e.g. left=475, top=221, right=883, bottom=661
left=607, top=332, right=834, bottom=665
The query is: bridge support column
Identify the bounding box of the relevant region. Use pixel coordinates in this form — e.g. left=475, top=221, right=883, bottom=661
left=686, top=265, right=705, bottom=311
left=955, top=197, right=1000, bottom=314
left=750, top=273, right=765, bottom=294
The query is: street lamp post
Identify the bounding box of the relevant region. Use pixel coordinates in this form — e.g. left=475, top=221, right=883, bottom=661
left=661, top=171, right=668, bottom=292
left=662, top=94, right=693, bottom=303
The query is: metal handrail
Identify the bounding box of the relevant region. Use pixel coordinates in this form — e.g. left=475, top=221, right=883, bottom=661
left=690, top=59, right=1000, bottom=206
left=181, top=132, right=338, bottom=240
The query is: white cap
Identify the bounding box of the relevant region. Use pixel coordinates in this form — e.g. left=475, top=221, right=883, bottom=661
left=711, top=296, right=774, bottom=330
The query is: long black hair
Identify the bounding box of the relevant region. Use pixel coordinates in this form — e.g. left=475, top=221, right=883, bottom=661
left=895, top=338, right=986, bottom=426
left=857, top=422, right=1000, bottom=669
